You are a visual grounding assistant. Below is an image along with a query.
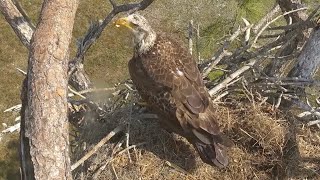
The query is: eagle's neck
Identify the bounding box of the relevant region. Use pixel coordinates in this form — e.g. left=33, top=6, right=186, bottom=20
left=134, top=29, right=156, bottom=55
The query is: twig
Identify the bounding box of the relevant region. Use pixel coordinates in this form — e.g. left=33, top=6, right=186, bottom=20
left=209, top=59, right=256, bottom=96
left=210, top=66, right=230, bottom=72
left=16, top=68, right=27, bottom=76
left=68, top=86, right=86, bottom=99
left=227, top=18, right=310, bottom=67
left=68, top=0, right=155, bottom=76
left=259, top=33, right=283, bottom=39
left=196, top=23, right=201, bottom=62
left=188, top=20, right=193, bottom=55
left=165, top=161, right=189, bottom=174
left=71, top=125, right=125, bottom=171
left=298, top=111, right=312, bottom=118
left=202, top=25, right=252, bottom=77
left=111, top=163, right=119, bottom=179
left=256, top=77, right=320, bottom=87
left=212, top=91, right=229, bottom=102
left=275, top=92, right=283, bottom=109
left=1, top=122, right=20, bottom=133
left=4, top=104, right=22, bottom=112
left=283, top=95, right=320, bottom=118
left=124, top=83, right=134, bottom=91
left=93, top=142, right=146, bottom=178
left=242, top=17, right=251, bottom=44
left=0, top=0, right=34, bottom=48
left=227, top=8, right=308, bottom=65
left=109, top=0, right=117, bottom=8
left=125, top=103, right=133, bottom=163
left=227, top=76, right=243, bottom=87
left=252, top=7, right=308, bottom=45
left=242, top=78, right=255, bottom=104
left=202, top=50, right=231, bottom=77
left=267, top=20, right=314, bottom=31
left=253, top=4, right=280, bottom=34
left=77, top=87, right=116, bottom=94
left=307, top=120, right=320, bottom=126
left=239, top=128, right=258, bottom=141
left=115, top=142, right=146, bottom=161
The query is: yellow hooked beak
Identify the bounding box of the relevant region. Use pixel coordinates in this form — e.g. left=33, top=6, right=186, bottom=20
left=114, top=17, right=133, bottom=29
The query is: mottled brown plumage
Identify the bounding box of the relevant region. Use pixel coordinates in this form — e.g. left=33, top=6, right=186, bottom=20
left=116, top=14, right=232, bottom=168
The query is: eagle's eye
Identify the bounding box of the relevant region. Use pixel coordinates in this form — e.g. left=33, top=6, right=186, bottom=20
left=132, top=15, right=139, bottom=21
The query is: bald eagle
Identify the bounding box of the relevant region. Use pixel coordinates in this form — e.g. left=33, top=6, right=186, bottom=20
left=115, top=14, right=232, bottom=168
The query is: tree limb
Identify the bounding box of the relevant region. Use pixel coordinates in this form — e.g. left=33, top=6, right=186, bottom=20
left=0, top=0, right=34, bottom=48
left=68, top=0, right=155, bottom=77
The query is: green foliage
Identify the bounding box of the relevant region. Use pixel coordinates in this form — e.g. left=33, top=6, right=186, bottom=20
left=208, top=70, right=225, bottom=81
left=199, top=19, right=234, bottom=58
left=302, top=0, right=320, bottom=4
left=237, top=0, right=276, bottom=23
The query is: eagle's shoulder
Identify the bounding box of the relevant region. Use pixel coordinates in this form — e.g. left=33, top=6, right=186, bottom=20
left=153, top=33, right=190, bottom=60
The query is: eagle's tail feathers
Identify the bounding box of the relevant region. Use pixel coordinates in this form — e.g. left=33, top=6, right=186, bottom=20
left=193, top=141, right=228, bottom=168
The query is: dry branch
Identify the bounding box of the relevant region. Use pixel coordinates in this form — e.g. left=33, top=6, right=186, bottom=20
left=253, top=7, right=308, bottom=45
left=277, top=0, right=308, bottom=23
left=68, top=0, right=155, bottom=77
left=4, top=104, right=21, bottom=112
left=188, top=20, right=193, bottom=55
left=0, top=0, right=34, bottom=48
left=307, top=120, right=320, bottom=126
left=202, top=25, right=252, bottom=77
left=68, top=0, right=154, bottom=90
left=71, top=125, right=125, bottom=171
left=209, top=59, right=256, bottom=96
left=253, top=4, right=281, bottom=34
left=1, top=0, right=154, bottom=92
left=92, top=142, right=146, bottom=179
left=283, top=95, right=320, bottom=117
left=1, top=122, right=20, bottom=134
left=77, top=87, right=116, bottom=94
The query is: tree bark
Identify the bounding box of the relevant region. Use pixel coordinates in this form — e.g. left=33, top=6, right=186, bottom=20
left=0, top=0, right=34, bottom=48
left=264, top=0, right=308, bottom=76
left=288, top=27, right=320, bottom=79
left=20, top=0, right=78, bottom=179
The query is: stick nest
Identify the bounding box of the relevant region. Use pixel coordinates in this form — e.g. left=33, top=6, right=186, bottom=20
left=69, top=85, right=320, bottom=180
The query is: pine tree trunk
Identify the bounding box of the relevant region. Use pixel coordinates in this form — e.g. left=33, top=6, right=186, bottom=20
left=20, top=0, right=79, bottom=179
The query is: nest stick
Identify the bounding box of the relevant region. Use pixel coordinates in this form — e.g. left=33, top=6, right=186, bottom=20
left=209, top=59, right=256, bottom=96
left=71, top=125, right=125, bottom=171
left=93, top=142, right=146, bottom=179
left=252, top=7, right=308, bottom=45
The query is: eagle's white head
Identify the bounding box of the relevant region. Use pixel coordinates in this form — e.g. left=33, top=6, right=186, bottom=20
left=115, top=14, right=156, bottom=55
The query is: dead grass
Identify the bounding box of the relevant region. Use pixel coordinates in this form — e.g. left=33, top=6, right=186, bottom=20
left=71, top=91, right=320, bottom=180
